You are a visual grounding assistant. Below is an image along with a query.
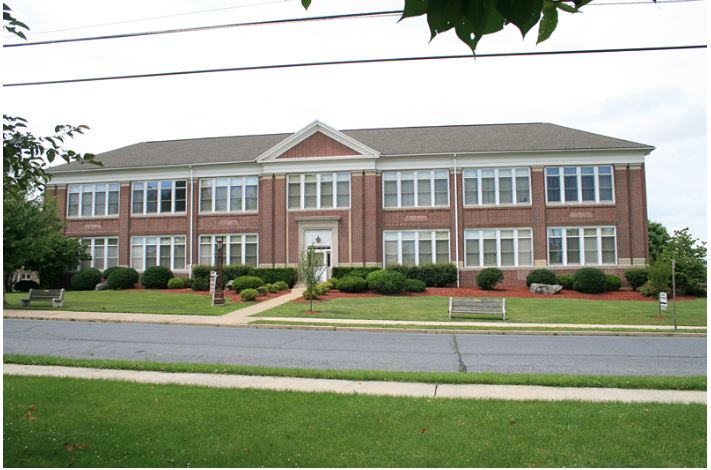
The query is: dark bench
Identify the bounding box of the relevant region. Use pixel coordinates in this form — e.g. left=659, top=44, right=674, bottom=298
left=20, top=288, right=65, bottom=308
left=448, top=297, right=506, bottom=320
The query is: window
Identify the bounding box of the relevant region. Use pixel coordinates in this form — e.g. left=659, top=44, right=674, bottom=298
left=464, top=228, right=533, bottom=267
left=383, top=170, right=449, bottom=208
left=546, top=166, right=615, bottom=204
left=547, top=226, right=617, bottom=265
left=67, top=183, right=120, bottom=217
left=199, top=177, right=258, bottom=213
left=462, top=168, right=530, bottom=206
left=79, top=238, right=118, bottom=270
left=383, top=230, right=450, bottom=266
left=287, top=172, right=350, bottom=209
left=198, top=234, right=258, bottom=266
left=132, top=180, right=186, bottom=214
left=130, top=236, right=186, bottom=271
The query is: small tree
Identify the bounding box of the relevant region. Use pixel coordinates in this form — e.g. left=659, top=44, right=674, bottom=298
left=648, top=220, right=671, bottom=262
left=661, top=228, right=707, bottom=295
left=297, top=245, right=325, bottom=312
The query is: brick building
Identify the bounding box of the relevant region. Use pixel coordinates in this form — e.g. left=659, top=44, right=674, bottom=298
left=47, top=120, right=654, bottom=287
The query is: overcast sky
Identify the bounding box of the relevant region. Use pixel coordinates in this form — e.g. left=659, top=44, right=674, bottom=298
left=3, top=0, right=708, bottom=240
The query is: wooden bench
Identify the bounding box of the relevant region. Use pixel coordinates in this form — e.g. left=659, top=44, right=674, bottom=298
left=448, top=297, right=506, bottom=320
left=20, top=288, right=65, bottom=308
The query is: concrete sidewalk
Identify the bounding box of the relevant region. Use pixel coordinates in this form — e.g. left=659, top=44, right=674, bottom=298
left=4, top=364, right=705, bottom=404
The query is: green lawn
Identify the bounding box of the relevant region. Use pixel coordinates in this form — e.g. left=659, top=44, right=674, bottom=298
left=5, top=354, right=706, bottom=390
left=4, top=376, right=706, bottom=467
left=4, top=290, right=243, bottom=316
left=259, top=296, right=708, bottom=326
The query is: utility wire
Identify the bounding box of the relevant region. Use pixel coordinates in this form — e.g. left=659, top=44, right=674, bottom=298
left=4, top=11, right=402, bottom=48
left=4, top=0, right=705, bottom=48
left=4, top=44, right=705, bottom=88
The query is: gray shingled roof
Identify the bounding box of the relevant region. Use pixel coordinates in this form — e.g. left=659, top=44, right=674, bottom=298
left=49, top=122, right=653, bottom=173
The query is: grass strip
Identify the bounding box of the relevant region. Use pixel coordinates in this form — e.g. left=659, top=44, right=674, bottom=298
left=3, top=375, right=707, bottom=467
left=5, top=354, right=706, bottom=391
left=250, top=320, right=708, bottom=334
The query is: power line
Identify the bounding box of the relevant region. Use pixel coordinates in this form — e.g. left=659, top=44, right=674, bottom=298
left=4, top=0, right=705, bottom=47
left=4, top=44, right=705, bottom=88
left=3, top=10, right=402, bottom=48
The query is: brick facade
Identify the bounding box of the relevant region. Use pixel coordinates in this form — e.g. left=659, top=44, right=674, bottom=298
left=50, top=124, right=652, bottom=287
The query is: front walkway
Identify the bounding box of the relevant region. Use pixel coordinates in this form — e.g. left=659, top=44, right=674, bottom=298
left=4, top=364, right=705, bottom=404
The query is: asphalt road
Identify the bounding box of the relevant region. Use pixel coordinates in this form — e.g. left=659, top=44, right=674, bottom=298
left=3, top=319, right=707, bottom=376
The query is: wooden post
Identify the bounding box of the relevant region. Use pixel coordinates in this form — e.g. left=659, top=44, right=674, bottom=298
left=213, top=237, right=225, bottom=306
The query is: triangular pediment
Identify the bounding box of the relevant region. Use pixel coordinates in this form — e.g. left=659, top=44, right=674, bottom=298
left=256, top=120, right=380, bottom=161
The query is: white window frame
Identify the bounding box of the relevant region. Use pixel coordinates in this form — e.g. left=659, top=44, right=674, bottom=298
left=198, top=234, right=259, bottom=266
left=130, top=235, right=187, bottom=271
left=545, top=166, right=615, bottom=204
left=67, top=183, right=120, bottom=218
left=463, top=228, right=533, bottom=267
left=382, top=230, right=450, bottom=266
left=78, top=237, right=119, bottom=270
left=287, top=172, right=351, bottom=210
left=131, top=179, right=187, bottom=215
left=547, top=226, right=617, bottom=266
left=461, top=167, right=532, bottom=207
left=382, top=170, right=450, bottom=209
left=199, top=177, right=259, bottom=213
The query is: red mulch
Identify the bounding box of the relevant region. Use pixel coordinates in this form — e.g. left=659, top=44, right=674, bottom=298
left=294, top=287, right=697, bottom=302
left=144, top=287, right=287, bottom=303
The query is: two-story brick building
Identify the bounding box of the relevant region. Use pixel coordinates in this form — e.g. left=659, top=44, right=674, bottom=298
left=47, top=120, right=654, bottom=287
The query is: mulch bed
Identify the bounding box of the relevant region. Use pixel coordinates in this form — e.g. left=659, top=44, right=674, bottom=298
left=153, top=288, right=285, bottom=303
left=294, top=287, right=697, bottom=302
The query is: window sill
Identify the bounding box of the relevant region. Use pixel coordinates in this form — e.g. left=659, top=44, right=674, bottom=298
left=548, top=263, right=619, bottom=268
left=461, top=266, right=535, bottom=271
left=545, top=203, right=616, bottom=208
left=198, top=211, right=259, bottom=216
left=130, top=212, right=188, bottom=218
left=66, top=216, right=120, bottom=221
left=462, top=204, right=532, bottom=209
left=287, top=207, right=350, bottom=212
left=382, top=206, right=451, bottom=211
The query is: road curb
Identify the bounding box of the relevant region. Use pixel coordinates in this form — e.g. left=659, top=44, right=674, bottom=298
left=4, top=314, right=706, bottom=337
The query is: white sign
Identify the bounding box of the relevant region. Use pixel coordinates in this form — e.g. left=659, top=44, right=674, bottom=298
left=659, top=292, right=668, bottom=311
left=209, top=271, right=217, bottom=295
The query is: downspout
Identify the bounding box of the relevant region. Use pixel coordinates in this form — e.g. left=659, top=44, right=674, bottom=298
left=188, top=165, right=194, bottom=277
left=453, top=154, right=460, bottom=287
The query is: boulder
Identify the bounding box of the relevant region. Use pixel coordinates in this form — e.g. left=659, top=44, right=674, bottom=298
left=95, top=280, right=109, bottom=291
left=530, top=283, right=563, bottom=295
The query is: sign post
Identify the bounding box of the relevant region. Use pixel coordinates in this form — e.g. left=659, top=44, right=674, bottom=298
left=672, top=259, right=677, bottom=331
left=212, top=237, right=225, bottom=306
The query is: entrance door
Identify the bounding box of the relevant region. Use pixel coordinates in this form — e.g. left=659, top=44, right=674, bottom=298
left=304, top=230, right=332, bottom=282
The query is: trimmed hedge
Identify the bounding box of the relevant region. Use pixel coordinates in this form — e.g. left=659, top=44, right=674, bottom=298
left=140, top=266, right=174, bottom=289
left=102, top=266, right=123, bottom=280
left=232, top=276, right=265, bottom=293
left=476, top=268, right=504, bottom=290
left=257, top=285, right=269, bottom=296
left=190, top=265, right=297, bottom=290
left=606, top=274, right=622, bottom=291
left=332, top=267, right=381, bottom=280
left=191, top=277, right=210, bottom=292
left=366, top=270, right=406, bottom=294
left=273, top=281, right=290, bottom=292
left=526, top=269, right=558, bottom=287
left=240, top=288, right=258, bottom=301
left=336, top=276, right=368, bottom=292
left=223, top=265, right=252, bottom=283
left=572, top=268, right=607, bottom=294
left=557, top=274, right=574, bottom=290
left=250, top=268, right=297, bottom=288
left=106, top=267, right=139, bottom=290
left=70, top=268, right=102, bottom=291
left=13, top=280, right=39, bottom=292
left=167, top=277, right=186, bottom=289
left=404, top=278, right=426, bottom=292
left=384, top=263, right=457, bottom=287
left=624, top=269, right=649, bottom=291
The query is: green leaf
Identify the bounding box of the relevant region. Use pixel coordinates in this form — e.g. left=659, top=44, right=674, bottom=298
left=301, top=0, right=311, bottom=9
left=464, top=0, right=505, bottom=36
left=537, top=0, right=558, bottom=44
left=426, top=0, right=463, bottom=40
left=401, top=0, right=429, bottom=20
left=496, top=0, right=543, bottom=38
left=556, top=2, right=577, bottom=14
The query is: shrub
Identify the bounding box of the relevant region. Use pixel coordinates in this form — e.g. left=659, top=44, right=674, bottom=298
left=140, top=266, right=174, bottom=289
left=624, top=268, right=649, bottom=291
left=107, top=267, right=139, bottom=290
left=223, top=265, right=252, bottom=283
left=240, top=288, right=258, bottom=301
left=366, top=270, right=406, bottom=294
left=70, top=268, right=102, bottom=291
left=557, top=274, right=574, bottom=290
left=314, top=283, right=330, bottom=296
left=167, top=277, right=186, bottom=289
left=336, top=276, right=368, bottom=292
left=332, top=267, right=381, bottom=280
left=646, top=258, right=671, bottom=296
left=640, top=281, right=658, bottom=297
left=249, top=268, right=297, bottom=288
left=476, top=268, right=504, bottom=290
left=404, top=278, right=426, bottom=292
left=183, top=278, right=193, bottom=288
left=265, top=283, right=279, bottom=293
left=257, top=285, right=269, bottom=296
left=273, top=281, right=289, bottom=291
left=419, top=264, right=457, bottom=287
left=13, top=280, right=39, bottom=292
left=606, top=274, right=622, bottom=291
left=191, top=277, right=210, bottom=291
left=526, top=269, right=558, bottom=287
left=102, top=266, right=123, bottom=280
left=572, top=268, right=608, bottom=294
left=303, top=289, right=320, bottom=300
left=232, top=276, right=265, bottom=293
